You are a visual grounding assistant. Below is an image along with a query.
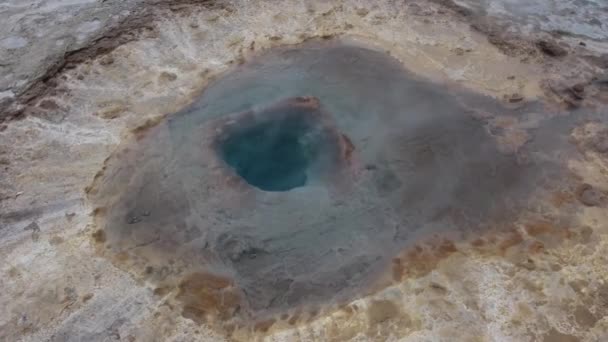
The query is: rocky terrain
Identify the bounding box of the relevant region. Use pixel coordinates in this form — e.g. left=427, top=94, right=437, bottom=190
left=1, top=1, right=608, bottom=341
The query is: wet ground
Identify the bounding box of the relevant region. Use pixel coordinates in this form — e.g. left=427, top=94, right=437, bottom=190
left=2, top=1, right=608, bottom=341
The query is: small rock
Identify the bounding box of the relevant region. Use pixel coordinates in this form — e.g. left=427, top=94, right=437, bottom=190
left=454, top=47, right=465, bottom=56
left=429, top=282, right=448, bottom=294
left=82, top=293, right=94, bottom=303
left=24, top=221, right=40, bottom=232
left=356, top=8, right=369, bottom=17
left=99, top=56, right=115, bottom=66
left=92, top=229, right=106, bottom=243
left=38, top=99, right=60, bottom=110
left=569, top=83, right=585, bottom=100
left=98, top=106, right=124, bottom=120
left=508, top=93, right=524, bottom=103
left=159, top=71, right=177, bottom=82
left=590, top=134, right=608, bottom=154
left=572, top=83, right=585, bottom=93
left=127, top=216, right=141, bottom=224
left=63, top=287, right=77, bottom=302
left=577, top=184, right=604, bottom=207
left=519, top=258, right=536, bottom=270
left=536, top=40, right=568, bottom=57
left=24, top=221, right=41, bottom=242
left=408, top=3, right=423, bottom=15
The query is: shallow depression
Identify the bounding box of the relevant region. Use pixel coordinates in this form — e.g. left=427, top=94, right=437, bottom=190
left=89, top=38, right=571, bottom=333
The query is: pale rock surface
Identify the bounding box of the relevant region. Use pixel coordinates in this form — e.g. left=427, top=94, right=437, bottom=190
left=1, top=1, right=608, bottom=341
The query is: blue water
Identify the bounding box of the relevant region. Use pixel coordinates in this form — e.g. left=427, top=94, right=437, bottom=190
left=220, top=117, right=312, bottom=192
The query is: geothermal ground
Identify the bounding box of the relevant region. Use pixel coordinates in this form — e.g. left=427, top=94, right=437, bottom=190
left=2, top=1, right=608, bottom=341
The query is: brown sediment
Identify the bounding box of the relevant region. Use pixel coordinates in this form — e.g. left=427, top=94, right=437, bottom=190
left=498, top=230, right=525, bottom=253
left=387, top=218, right=575, bottom=285
left=114, top=252, right=130, bottom=262
left=527, top=240, right=545, bottom=254
left=392, top=258, right=404, bottom=282
left=287, top=310, right=301, bottom=325
left=91, top=207, right=106, bottom=217
left=176, top=272, right=242, bottom=323
left=131, top=116, right=167, bottom=140
left=391, top=238, right=459, bottom=281
left=253, top=318, right=276, bottom=332
left=91, top=229, right=106, bottom=244
left=81, top=293, right=94, bottom=303
left=525, top=220, right=554, bottom=237
left=551, top=190, right=576, bottom=208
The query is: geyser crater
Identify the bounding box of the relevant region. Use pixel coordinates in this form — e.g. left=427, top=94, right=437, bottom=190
left=214, top=97, right=346, bottom=192
left=88, top=38, right=560, bottom=335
